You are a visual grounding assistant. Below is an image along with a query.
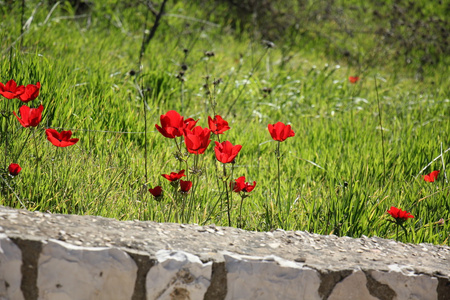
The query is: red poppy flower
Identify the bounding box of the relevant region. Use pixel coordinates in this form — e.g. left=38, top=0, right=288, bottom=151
left=268, top=122, right=295, bottom=142
left=0, top=79, right=25, bottom=99
left=387, top=206, right=414, bottom=222
left=214, top=141, right=242, bottom=164
left=8, top=163, right=21, bottom=176
left=45, top=128, right=79, bottom=147
left=232, top=176, right=256, bottom=193
left=155, top=110, right=185, bottom=139
left=18, top=82, right=40, bottom=102
left=13, top=104, right=44, bottom=128
left=348, top=76, right=359, bottom=84
left=162, top=170, right=186, bottom=182
left=180, top=180, right=192, bottom=193
left=184, top=126, right=211, bottom=154
left=423, top=170, right=440, bottom=182
left=208, top=115, right=230, bottom=135
left=183, top=117, right=198, bottom=135
left=149, top=186, right=163, bottom=198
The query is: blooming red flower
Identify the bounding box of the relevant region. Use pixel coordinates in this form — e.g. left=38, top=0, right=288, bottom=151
left=214, top=141, right=242, bottom=163
left=180, top=180, right=192, bottom=193
left=0, top=79, right=25, bottom=99
left=183, top=117, right=198, bottom=134
left=18, top=82, right=40, bottom=102
left=232, top=176, right=256, bottom=193
left=149, top=186, right=163, bottom=199
left=8, top=163, right=21, bottom=176
left=208, top=115, right=230, bottom=135
left=162, top=170, right=186, bottom=182
left=184, top=126, right=211, bottom=154
left=387, top=206, right=414, bottom=222
left=13, top=104, right=44, bottom=128
left=268, top=122, right=295, bottom=142
left=348, top=76, right=359, bottom=84
left=423, top=170, right=440, bottom=182
left=155, top=110, right=185, bottom=139
left=45, top=129, right=79, bottom=147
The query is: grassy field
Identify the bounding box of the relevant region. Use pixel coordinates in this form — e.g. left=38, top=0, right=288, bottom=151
left=1, top=0, right=449, bottom=245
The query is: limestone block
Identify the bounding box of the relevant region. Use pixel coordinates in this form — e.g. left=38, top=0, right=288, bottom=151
left=328, top=270, right=378, bottom=300
left=38, top=239, right=137, bottom=300
left=224, top=253, right=321, bottom=300
left=146, top=250, right=212, bottom=300
left=0, top=234, right=24, bottom=300
left=370, top=265, right=438, bottom=300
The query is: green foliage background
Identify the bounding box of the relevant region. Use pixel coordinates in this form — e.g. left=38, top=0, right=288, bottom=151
left=0, top=0, right=449, bottom=245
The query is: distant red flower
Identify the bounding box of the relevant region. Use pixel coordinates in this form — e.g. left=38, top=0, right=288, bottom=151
left=180, top=180, right=192, bottom=193
left=18, top=82, right=40, bottom=102
left=348, top=76, right=359, bottom=84
left=155, top=110, right=185, bottom=139
left=149, top=186, right=163, bottom=199
left=214, top=141, right=242, bottom=163
left=184, top=126, right=211, bottom=154
left=232, top=176, right=256, bottom=193
left=423, top=170, right=440, bottom=182
left=162, top=170, right=186, bottom=182
left=8, top=163, right=21, bottom=176
left=45, top=129, right=79, bottom=147
left=268, top=122, right=295, bottom=142
left=13, top=104, right=44, bottom=128
left=0, top=79, right=25, bottom=99
left=387, top=206, right=414, bottom=222
left=208, top=115, right=230, bottom=135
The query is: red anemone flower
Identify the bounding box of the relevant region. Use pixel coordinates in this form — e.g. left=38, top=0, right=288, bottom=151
left=184, top=126, right=211, bottom=154
left=232, top=176, right=256, bottom=193
left=155, top=110, right=185, bottom=139
left=18, top=82, right=41, bottom=102
left=348, top=76, right=359, bottom=84
left=423, top=170, right=440, bottom=182
left=183, top=117, right=198, bottom=135
left=13, top=104, right=44, bottom=128
left=161, top=170, right=186, bottom=182
left=8, top=163, right=21, bottom=176
left=45, top=129, right=79, bottom=147
left=387, top=206, right=414, bottom=222
left=0, top=79, right=25, bottom=99
left=149, top=186, right=163, bottom=199
left=214, top=141, right=242, bottom=164
left=208, top=115, right=230, bottom=135
left=180, top=180, right=192, bottom=193
left=268, top=122, right=295, bottom=142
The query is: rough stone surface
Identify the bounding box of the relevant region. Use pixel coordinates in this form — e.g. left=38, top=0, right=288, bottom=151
left=38, top=240, right=137, bottom=300
left=0, top=234, right=24, bottom=300
left=0, top=206, right=448, bottom=299
left=224, top=253, right=321, bottom=300
left=146, top=250, right=212, bottom=300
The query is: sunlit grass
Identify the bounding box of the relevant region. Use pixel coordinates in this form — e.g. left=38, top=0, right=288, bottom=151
left=0, top=1, right=449, bottom=246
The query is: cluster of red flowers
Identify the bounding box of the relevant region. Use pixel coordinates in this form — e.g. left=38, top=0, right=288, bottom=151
left=2, top=79, right=80, bottom=178
left=423, top=170, right=440, bottom=182
left=150, top=110, right=257, bottom=199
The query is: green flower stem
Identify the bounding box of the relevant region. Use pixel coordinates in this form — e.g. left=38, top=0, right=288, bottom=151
left=276, top=141, right=281, bottom=214
left=222, top=162, right=231, bottom=227
left=238, top=195, right=244, bottom=228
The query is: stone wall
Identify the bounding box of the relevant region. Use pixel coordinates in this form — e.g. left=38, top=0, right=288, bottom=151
left=0, top=206, right=448, bottom=299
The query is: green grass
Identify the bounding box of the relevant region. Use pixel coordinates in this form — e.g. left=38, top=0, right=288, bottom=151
left=1, top=0, right=449, bottom=245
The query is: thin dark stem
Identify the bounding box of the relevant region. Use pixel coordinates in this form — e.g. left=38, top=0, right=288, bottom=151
left=396, top=223, right=399, bottom=241
left=138, top=0, right=168, bottom=67
left=20, top=0, right=25, bottom=41
left=374, top=76, right=386, bottom=186
left=238, top=195, right=244, bottom=228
